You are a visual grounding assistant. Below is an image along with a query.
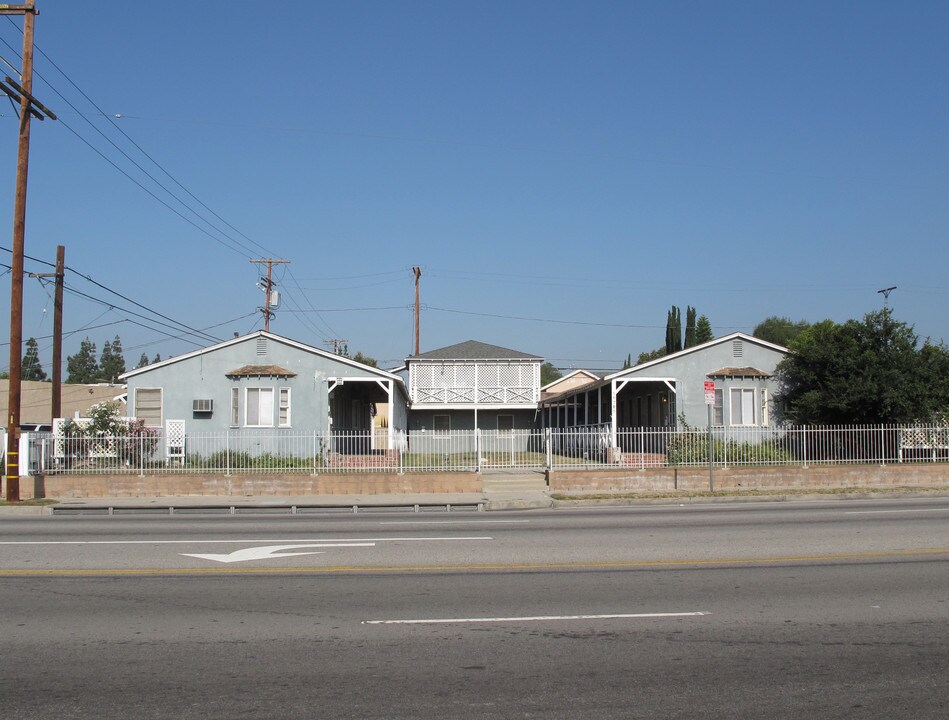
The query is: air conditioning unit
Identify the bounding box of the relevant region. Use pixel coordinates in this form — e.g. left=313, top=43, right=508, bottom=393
left=193, top=399, right=213, bottom=413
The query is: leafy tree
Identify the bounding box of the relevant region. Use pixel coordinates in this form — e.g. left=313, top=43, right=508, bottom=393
left=137, top=353, right=150, bottom=369
left=22, top=337, right=47, bottom=381
left=775, top=309, right=949, bottom=425
left=66, top=337, right=99, bottom=383
left=152, top=353, right=161, bottom=364
left=637, top=347, right=667, bottom=364
left=99, top=336, right=126, bottom=383
left=351, top=351, right=378, bottom=368
left=753, top=316, right=810, bottom=347
left=694, top=315, right=714, bottom=344
left=540, top=362, right=562, bottom=386
left=622, top=353, right=632, bottom=370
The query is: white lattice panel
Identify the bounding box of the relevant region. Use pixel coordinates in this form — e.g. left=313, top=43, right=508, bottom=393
left=166, top=419, right=186, bottom=463
left=478, top=364, right=497, bottom=387
left=456, top=364, right=475, bottom=388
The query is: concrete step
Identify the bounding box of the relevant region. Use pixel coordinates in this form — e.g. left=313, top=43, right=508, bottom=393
left=481, top=477, right=549, bottom=492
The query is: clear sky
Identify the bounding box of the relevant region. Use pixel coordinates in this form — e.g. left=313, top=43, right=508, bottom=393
left=1, top=1, right=946, bottom=373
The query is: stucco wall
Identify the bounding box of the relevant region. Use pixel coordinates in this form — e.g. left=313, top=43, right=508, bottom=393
left=125, top=335, right=407, bottom=435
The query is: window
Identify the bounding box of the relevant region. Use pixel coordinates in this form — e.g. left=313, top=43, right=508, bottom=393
left=246, top=388, right=275, bottom=427
left=713, top=389, right=724, bottom=426
left=134, top=388, right=162, bottom=427
left=230, top=388, right=239, bottom=427
left=730, top=388, right=756, bottom=426
left=498, top=414, right=514, bottom=433
left=278, top=387, right=291, bottom=427
left=433, top=415, right=451, bottom=434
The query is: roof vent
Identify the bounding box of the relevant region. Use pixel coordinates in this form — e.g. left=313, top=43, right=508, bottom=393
left=733, top=340, right=743, bottom=358
left=256, top=337, right=267, bottom=356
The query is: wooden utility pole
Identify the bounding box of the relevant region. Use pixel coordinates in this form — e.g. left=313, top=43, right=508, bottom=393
left=412, top=266, right=421, bottom=356
left=2, top=2, right=56, bottom=502
left=249, top=258, right=289, bottom=332
left=29, top=244, right=64, bottom=420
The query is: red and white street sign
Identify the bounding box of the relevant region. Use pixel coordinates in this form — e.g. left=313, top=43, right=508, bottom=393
left=704, top=380, right=716, bottom=405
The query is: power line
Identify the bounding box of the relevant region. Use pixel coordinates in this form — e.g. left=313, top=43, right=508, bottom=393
left=1, top=247, right=222, bottom=344
left=0, top=24, right=269, bottom=259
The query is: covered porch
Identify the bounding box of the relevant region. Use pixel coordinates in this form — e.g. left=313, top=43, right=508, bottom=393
left=539, top=376, right=679, bottom=463
left=327, top=376, right=407, bottom=455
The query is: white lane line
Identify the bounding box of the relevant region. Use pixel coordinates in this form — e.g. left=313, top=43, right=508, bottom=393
left=845, top=508, right=949, bottom=515
left=363, top=612, right=708, bottom=625
left=0, top=536, right=494, bottom=546
left=378, top=520, right=530, bottom=525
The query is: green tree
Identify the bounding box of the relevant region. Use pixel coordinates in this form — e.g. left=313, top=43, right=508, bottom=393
left=22, top=337, right=47, bottom=381
left=622, top=353, right=632, bottom=370
left=136, top=353, right=149, bottom=369
left=540, top=362, right=562, bottom=387
left=99, top=336, right=126, bottom=383
left=637, top=347, right=667, bottom=364
left=694, top=315, right=714, bottom=344
left=351, top=351, right=378, bottom=368
left=684, top=306, right=697, bottom=348
left=665, top=306, right=682, bottom=355
left=152, top=353, right=161, bottom=364
left=66, top=337, right=99, bottom=383
left=753, top=316, right=810, bottom=347
left=775, top=309, right=949, bottom=425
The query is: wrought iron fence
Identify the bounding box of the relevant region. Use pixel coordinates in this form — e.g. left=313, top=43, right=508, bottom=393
left=22, top=423, right=949, bottom=476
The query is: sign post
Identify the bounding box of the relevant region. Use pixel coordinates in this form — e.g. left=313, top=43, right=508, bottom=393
left=704, top=381, right=715, bottom=492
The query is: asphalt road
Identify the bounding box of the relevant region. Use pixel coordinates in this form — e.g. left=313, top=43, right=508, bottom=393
left=1, top=498, right=947, bottom=719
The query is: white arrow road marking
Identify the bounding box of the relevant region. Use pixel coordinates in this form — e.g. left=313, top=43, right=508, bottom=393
left=181, top=542, right=375, bottom=564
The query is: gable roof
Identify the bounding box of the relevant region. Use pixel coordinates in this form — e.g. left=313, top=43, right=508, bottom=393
left=408, top=340, right=542, bottom=362
left=119, top=331, right=404, bottom=384
left=540, top=368, right=601, bottom=393
left=605, top=332, right=788, bottom=381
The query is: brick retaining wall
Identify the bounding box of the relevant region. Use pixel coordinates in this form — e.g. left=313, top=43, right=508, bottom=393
left=549, top=463, right=949, bottom=493
left=15, top=472, right=480, bottom=499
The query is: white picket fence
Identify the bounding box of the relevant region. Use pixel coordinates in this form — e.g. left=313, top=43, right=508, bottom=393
left=15, top=422, right=949, bottom=476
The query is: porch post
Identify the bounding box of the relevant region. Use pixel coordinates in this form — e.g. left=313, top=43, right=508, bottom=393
left=387, top=380, right=394, bottom=451
left=611, top=380, right=618, bottom=449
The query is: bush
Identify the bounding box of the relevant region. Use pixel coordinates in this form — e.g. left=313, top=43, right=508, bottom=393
left=60, top=401, right=160, bottom=467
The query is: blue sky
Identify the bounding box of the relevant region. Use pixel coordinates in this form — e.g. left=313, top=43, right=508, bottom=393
left=1, top=1, right=946, bottom=373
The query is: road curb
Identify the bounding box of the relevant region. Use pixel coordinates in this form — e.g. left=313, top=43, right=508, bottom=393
left=550, top=489, right=949, bottom=507
left=0, top=506, right=51, bottom=516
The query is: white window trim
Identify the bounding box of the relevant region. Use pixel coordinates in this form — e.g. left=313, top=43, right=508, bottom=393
left=134, top=387, right=163, bottom=427
left=230, top=387, right=240, bottom=428
left=245, top=387, right=275, bottom=428
left=278, top=387, right=291, bottom=428
left=712, top=388, right=724, bottom=427
left=729, top=387, right=757, bottom=427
